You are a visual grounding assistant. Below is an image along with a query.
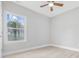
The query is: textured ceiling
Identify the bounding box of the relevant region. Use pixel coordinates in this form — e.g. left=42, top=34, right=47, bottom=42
left=15, top=1, right=79, bottom=17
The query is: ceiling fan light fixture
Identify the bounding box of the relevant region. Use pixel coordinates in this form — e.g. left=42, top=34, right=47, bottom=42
left=49, top=3, right=54, bottom=7
left=40, top=1, right=64, bottom=12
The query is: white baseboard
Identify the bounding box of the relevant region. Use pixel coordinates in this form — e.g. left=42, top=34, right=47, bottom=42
left=3, top=44, right=50, bottom=56
left=50, top=44, right=79, bottom=52
left=3, top=44, right=79, bottom=56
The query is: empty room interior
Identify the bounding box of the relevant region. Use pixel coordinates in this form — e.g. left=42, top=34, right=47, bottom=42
left=1, top=1, right=79, bottom=58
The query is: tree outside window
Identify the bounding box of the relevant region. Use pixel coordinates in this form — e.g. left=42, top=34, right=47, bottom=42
left=7, top=14, right=24, bottom=41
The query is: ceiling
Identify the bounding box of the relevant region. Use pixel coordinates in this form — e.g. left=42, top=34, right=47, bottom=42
left=15, top=1, right=79, bottom=17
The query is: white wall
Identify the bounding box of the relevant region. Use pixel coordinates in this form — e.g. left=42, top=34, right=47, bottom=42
left=2, top=2, right=50, bottom=55
left=51, top=7, right=79, bottom=50
left=0, top=2, right=2, bottom=57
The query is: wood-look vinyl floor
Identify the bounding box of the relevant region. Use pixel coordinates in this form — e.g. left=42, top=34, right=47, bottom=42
left=4, top=46, right=79, bottom=58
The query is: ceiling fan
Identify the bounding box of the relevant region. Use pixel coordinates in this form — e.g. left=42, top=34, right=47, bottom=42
left=40, top=1, right=64, bottom=12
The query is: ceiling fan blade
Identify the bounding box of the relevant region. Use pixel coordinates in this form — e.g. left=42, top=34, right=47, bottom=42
left=50, top=7, right=53, bottom=12
left=54, top=3, right=64, bottom=7
left=40, top=4, right=48, bottom=7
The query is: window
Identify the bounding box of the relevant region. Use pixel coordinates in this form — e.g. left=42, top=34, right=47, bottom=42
left=4, top=11, right=27, bottom=43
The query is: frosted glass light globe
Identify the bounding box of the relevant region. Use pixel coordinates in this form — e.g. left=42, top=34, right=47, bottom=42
left=49, top=3, right=54, bottom=7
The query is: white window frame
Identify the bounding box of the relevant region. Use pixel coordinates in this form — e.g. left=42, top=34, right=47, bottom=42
left=3, top=11, right=27, bottom=44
